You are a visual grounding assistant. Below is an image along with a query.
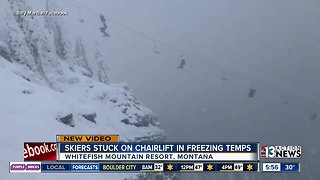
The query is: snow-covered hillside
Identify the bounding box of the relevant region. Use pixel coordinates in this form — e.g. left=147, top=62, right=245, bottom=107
left=0, top=0, right=167, bottom=179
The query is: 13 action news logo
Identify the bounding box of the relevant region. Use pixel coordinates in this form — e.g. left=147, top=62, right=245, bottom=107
left=260, top=146, right=301, bottom=158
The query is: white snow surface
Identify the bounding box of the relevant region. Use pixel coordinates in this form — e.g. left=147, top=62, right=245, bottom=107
left=0, top=55, right=165, bottom=180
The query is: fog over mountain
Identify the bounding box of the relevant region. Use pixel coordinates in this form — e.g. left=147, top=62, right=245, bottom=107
left=0, top=0, right=319, bottom=180
left=84, top=1, right=320, bottom=179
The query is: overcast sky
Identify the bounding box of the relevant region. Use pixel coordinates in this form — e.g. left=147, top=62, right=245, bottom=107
left=63, top=0, right=320, bottom=179
left=76, top=0, right=320, bottom=142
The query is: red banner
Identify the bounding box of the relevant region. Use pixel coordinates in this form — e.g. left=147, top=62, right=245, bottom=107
left=24, top=142, right=56, bottom=161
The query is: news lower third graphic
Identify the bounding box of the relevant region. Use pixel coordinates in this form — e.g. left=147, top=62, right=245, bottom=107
left=57, top=142, right=258, bottom=161
left=9, top=135, right=302, bottom=173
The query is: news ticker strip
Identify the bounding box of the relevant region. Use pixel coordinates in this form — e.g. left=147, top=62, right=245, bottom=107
left=56, top=135, right=119, bottom=143
left=56, top=143, right=258, bottom=162
left=10, top=162, right=301, bottom=173
left=10, top=162, right=263, bottom=173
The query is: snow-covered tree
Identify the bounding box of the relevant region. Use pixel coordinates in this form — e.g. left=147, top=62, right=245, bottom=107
left=45, top=0, right=73, bottom=61
left=6, top=0, right=62, bottom=87
left=95, top=50, right=109, bottom=84
left=5, top=0, right=35, bottom=69
left=75, top=37, right=93, bottom=77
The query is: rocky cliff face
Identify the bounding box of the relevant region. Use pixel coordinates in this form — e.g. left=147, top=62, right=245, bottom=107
left=0, top=0, right=166, bottom=142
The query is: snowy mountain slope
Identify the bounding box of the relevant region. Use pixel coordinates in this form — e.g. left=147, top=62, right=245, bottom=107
left=0, top=0, right=167, bottom=180
left=0, top=54, right=166, bottom=180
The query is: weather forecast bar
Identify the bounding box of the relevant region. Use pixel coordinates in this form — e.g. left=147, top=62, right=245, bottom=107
left=9, top=162, right=259, bottom=173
